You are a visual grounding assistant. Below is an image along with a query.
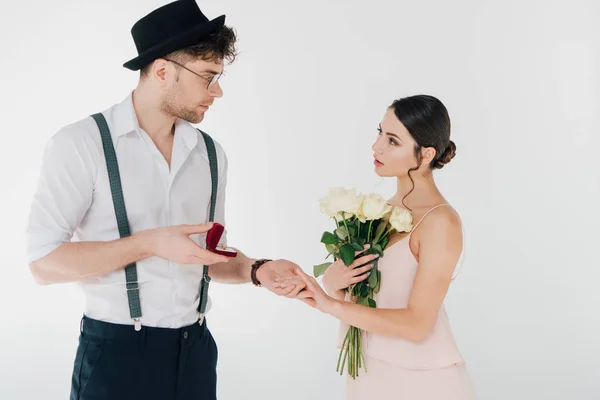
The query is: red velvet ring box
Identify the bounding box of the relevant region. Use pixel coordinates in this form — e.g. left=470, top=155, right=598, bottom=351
left=206, top=222, right=238, bottom=257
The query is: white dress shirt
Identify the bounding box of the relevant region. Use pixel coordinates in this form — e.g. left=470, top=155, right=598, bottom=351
left=26, top=93, right=228, bottom=328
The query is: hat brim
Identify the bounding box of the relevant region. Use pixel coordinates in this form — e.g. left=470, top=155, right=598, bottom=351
left=123, top=15, right=226, bottom=71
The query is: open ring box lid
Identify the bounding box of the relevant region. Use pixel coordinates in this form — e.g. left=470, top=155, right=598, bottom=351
left=206, top=222, right=238, bottom=257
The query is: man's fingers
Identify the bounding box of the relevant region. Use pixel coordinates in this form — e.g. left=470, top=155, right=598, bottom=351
left=274, top=274, right=298, bottom=282
left=286, top=283, right=307, bottom=298
left=275, top=285, right=297, bottom=297
left=192, top=249, right=229, bottom=265
left=273, top=278, right=304, bottom=288
left=181, top=222, right=215, bottom=235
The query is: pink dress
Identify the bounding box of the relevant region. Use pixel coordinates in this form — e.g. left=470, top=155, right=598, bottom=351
left=339, top=204, right=477, bottom=399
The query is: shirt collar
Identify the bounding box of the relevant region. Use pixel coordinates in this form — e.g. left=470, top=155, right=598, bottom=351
left=109, top=92, right=199, bottom=150
left=109, top=92, right=140, bottom=139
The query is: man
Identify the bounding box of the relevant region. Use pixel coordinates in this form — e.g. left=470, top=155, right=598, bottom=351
left=26, top=1, right=305, bottom=399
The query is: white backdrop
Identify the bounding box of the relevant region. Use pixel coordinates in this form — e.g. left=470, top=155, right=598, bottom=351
left=1, top=0, right=599, bottom=399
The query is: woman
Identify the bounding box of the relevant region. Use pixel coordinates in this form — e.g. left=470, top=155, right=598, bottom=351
left=280, top=95, right=477, bottom=399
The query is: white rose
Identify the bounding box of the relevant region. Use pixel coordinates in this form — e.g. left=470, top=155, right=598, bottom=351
left=389, top=206, right=413, bottom=232
left=360, top=193, right=392, bottom=221
left=319, top=187, right=346, bottom=217
left=319, top=187, right=363, bottom=218
left=337, top=189, right=364, bottom=217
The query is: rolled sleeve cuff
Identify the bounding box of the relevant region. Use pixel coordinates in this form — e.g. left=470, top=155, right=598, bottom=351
left=26, top=231, right=70, bottom=263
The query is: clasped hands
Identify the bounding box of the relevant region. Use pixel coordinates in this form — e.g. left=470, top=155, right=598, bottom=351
left=265, top=249, right=379, bottom=313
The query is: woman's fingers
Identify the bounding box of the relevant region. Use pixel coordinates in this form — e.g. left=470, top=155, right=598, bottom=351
left=300, top=298, right=317, bottom=308
left=354, top=244, right=371, bottom=256
left=350, top=271, right=371, bottom=284
left=296, top=290, right=315, bottom=299
left=286, top=282, right=307, bottom=298
left=351, top=252, right=379, bottom=269
left=351, top=263, right=375, bottom=277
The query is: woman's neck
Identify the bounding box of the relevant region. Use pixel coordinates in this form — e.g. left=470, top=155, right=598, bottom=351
left=389, top=172, right=444, bottom=210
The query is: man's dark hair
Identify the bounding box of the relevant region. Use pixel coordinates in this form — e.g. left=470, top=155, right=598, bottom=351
left=140, top=25, right=238, bottom=77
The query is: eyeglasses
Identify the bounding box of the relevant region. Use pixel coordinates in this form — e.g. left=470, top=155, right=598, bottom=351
left=164, top=59, right=222, bottom=89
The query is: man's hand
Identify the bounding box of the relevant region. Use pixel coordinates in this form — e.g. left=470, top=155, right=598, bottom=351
left=143, top=223, right=230, bottom=265
left=256, top=259, right=307, bottom=298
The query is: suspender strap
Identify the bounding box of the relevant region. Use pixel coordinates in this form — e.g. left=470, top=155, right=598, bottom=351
left=91, top=113, right=142, bottom=331
left=197, top=129, right=219, bottom=317
left=90, top=115, right=219, bottom=328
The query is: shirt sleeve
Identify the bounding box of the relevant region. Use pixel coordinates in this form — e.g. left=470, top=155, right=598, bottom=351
left=25, top=125, right=96, bottom=263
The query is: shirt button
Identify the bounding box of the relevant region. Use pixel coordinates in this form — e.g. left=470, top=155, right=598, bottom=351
left=183, top=331, right=188, bottom=339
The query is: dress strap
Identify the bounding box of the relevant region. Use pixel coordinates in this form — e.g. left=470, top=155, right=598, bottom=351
left=408, top=203, right=466, bottom=281
left=409, top=203, right=451, bottom=236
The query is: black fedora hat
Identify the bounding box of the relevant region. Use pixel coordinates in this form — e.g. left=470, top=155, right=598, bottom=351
left=123, top=0, right=225, bottom=71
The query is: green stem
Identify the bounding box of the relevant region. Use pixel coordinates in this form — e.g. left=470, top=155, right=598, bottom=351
left=349, top=327, right=354, bottom=378
left=367, top=220, right=374, bottom=242
left=359, top=329, right=367, bottom=373
left=337, top=329, right=350, bottom=374
left=341, top=213, right=352, bottom=243
left=340, top=330, right=349, bottom=375
left=357, top=328, right=362, bottom=369
left=350, top=327, right=355, bottom=377
left=354, top=327, right=359, bottom=378
left=375, top=226, right=396, bottom=245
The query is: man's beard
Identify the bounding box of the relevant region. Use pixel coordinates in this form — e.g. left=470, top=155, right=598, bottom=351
left=160, top=89, right=204, bottom=124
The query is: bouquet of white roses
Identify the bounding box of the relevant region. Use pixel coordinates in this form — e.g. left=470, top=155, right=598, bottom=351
left=314, top=187, right=413, bottom=379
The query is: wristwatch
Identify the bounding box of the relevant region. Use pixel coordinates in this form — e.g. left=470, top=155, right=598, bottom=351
left=251, top=259, right=272, bottom=287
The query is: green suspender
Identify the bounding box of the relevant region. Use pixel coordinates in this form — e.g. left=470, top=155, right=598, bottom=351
left=197, top=129, right=218, bottom=321
left=91, top=113, right=142, bottom=331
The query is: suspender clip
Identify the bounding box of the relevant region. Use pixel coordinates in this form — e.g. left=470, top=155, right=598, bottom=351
left=134, top=318, right=142, bottom=331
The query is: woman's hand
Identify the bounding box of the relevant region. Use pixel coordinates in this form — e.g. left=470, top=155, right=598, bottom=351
left=284, top=268, right=339, bottom=314
left=322, top=246, right=379, bottom=298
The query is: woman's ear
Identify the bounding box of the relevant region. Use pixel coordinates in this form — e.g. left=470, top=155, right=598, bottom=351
left=420, top=146, right=437, bottom=166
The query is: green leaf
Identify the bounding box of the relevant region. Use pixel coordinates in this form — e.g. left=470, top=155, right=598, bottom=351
left=350, top=242, right=363, bottom=252
left=313, top=262, right=333, bottom=277
left=335, top=227, right=348, bottom=240
left=372, top=244, right=383, bottom=257
left=321, top=231, right=339, bottom=245
left=325, top=243, right=337, bottom=254
left=358, top=296, right=370, bottom=306
left=359, top=282, right=369, bottom=298
left=380, top=235, right=390, bottom=251
left=368, top=298, right=377, bottom=308
left=374, top=270, right=381, bottom=293
left=367, top=264, right=378, bottom=287
left=356, top=237, right=367, bottom=246
left=347, top=225, right=357, bottom=238
left=373, top=220, right=388, bottom=243
left=340, top=244, right=356, bottom=266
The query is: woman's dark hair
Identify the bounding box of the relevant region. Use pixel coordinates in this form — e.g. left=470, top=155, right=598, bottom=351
left=389, top=94, right=456, bottom=209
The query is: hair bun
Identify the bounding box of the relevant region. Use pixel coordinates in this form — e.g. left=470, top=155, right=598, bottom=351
left=433, top=140, right=456, bottom=169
